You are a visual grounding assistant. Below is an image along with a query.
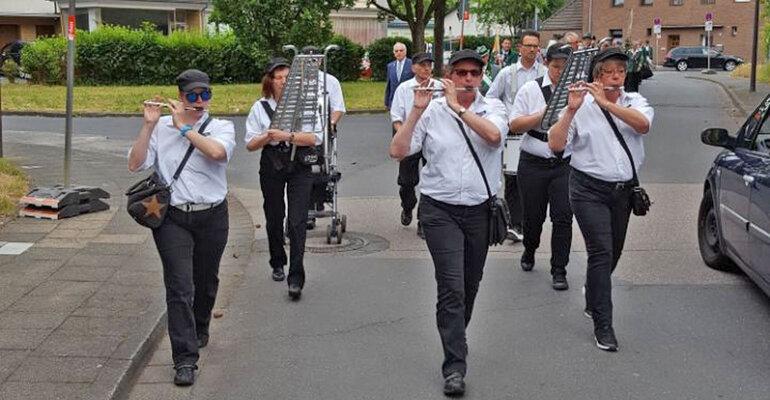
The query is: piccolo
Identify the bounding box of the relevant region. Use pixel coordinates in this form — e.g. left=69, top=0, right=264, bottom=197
left=142, top=101, right=207, bottom=111
left=567, top=85, right=624, bottom=92
left=413, top=87, right=478, bottom=92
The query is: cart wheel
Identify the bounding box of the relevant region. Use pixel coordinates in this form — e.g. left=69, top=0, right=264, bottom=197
left=326, top=224, right=332, bottom=245
left=340, top=214, right=347, bottom=234
left=335, top=226, right=343, bottom=244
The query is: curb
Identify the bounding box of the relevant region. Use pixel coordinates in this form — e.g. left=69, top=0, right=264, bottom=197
left=107, top=312, right=167, bottom=400
left=685, top=75, right=747, bottom=115
left=4, top=108, right=388, bottom=118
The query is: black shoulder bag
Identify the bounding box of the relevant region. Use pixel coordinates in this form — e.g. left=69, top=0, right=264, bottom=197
left=601, top=109, right=651, bottom=216
left=453, top=118, right=511, bottom=246
left=125, top=116, right=213, bottom=229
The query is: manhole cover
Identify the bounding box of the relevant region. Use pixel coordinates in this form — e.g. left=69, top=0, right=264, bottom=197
left=256, top=231, right=389, bottom=255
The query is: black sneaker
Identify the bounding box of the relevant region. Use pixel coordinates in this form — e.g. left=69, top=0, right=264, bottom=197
left=443, top=371, right=465, bottom=397
left=594, top=325, right=619, bottom=352
left=306, top=218, right=316, bottom=230
left=272, top=268, right=285, bottom=282
left=288, top=284, right=302, bottom=301
left=508, top=225, right=523, bottom=243
left=401, top=209, right=413, bottom=226
left=173, top=365, right=196, bottom=386
left=197, top=334, right=209, bottom=349
left=520, top=250, right=534, bottom=271
left=552, top=274, right=568, bottom=291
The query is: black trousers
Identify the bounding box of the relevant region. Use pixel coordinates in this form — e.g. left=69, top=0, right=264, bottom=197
left=419, top=195, right=490, bottom=378
left=398, top=151, right=423, bottom=213
left=569, top=169, right=632, bottom=328
left=152, top=201, right=229, bottom=367
left=517, top=151, right=573, bottom=275
left=504, top=174, right=522, bottom=228
left=260, top=150, right=314, bottom=288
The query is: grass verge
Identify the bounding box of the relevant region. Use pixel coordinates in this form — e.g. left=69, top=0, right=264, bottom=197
left=2, top=81, right=388, bottom=115
left=0, top=158, right=29, bottom=218
left=730, top=63, right=770, bottom=83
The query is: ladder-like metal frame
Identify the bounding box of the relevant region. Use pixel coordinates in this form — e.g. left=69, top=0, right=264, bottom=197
left=541, top=48, right=598, bottom=131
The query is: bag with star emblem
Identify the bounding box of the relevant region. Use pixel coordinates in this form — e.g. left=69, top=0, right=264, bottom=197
left=125, top=116, right=213, bottom=229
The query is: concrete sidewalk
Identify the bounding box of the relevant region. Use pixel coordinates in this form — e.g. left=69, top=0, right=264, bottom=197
left=685, top=71, right=770, bottom=115
left=0, top=141, right=255, bottom=400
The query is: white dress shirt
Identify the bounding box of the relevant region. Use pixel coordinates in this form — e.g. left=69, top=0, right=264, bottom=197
left=553, top=92, right=654, bottom=182
left=128, top=113, right=235, bottom=206
left=486, top=60, right=545, bottom=108
left=389, top=77, right=443, bottom=124
left=320, top=72, right=346, bottom=114
left=509, top=75, right=572, bottom=159
left=409, top=95, right=509, bottom=206
left=396, top=60, right=404, bottom=80
left=244, top=97, right=324, bottom=146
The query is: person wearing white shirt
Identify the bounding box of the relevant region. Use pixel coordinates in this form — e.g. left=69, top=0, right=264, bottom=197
left=245, top=57, right=324, bottom=301
left=549, top=48, right=654, bottom=352
left=390, top=52, right=442, bottom=234
left=487, top=31, right=546, bottom=242
left=391, top=50, right=508, bottom=397
left=128, top=69, right=235, bottom=386
left=509, top=44, right=574, bottom=290
left=299, top=46, right=348, bottom=229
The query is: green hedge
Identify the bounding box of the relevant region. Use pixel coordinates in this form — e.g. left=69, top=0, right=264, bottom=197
left=366, top=36, right=412, bottom=81
left=21, top=25, right=364, bottom=85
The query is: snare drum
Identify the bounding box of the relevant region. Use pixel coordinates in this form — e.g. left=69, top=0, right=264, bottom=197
left=503, top=134, right=522, bottom=175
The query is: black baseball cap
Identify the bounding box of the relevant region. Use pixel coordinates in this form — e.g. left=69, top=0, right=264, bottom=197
left=176, top=69, right=210, bottom=92
left=264, top=57, right=291, bottom=75
left=546, top=44, right=572, bottom=61
left=301, top=45, right=321, bottom=55
left=594, top=47, right=629, bottom=63
left=582, top=32, right=594, bottom=39
left=448, top=49, right=483, bottom=67
left=412, top=52, right=434, bottom=65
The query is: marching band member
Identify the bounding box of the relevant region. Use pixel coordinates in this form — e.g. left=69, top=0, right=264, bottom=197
left=509, top=44, right=574, bottom=290
left=390, top=49, right=508, bottom=397
left=128, top=69, right=235, bottom=386
left=245, top=57, right=323, bottom=301
left=487, top=30, right=547, bottom=242
left=548, top=48, right=654, bottom=352
left=389, top=52, right=442, bottom=237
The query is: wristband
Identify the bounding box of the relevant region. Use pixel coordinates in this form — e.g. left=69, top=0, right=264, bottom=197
left=179, top=124, right=193, bottom=137
left=290, top=132, right=296, bottom=144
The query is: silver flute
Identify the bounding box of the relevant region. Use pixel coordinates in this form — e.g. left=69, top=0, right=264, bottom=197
left=567, top=85, right=624, bottom=92
left=142, top=101, right=207, bottom=111
left=413, top=87, right=478, bottom=92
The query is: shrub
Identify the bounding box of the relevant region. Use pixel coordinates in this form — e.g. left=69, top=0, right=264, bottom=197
left=366, top=36, right=412, bottom=81
left=1, top=59, right=21, bottom=83
left=324, top=35, right=365, bottom=82
left=20, top=37, right=67, bottom=84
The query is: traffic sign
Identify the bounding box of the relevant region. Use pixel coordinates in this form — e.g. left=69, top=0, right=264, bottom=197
left=705, top=21, right=713, bottom=31
left=653, top=17, right=662, bottom=34
left=653, top=17, right=661, bottom=25
left=705, top=12, right=713, bottom=22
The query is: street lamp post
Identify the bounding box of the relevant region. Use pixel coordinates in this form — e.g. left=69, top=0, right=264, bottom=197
left=64, top=0, right=75, bottom=186
left=750, top=0, right=760, bottom=92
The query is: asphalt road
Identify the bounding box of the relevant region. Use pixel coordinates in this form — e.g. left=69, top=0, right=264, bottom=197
left=4, top=71, right=769, bottom=400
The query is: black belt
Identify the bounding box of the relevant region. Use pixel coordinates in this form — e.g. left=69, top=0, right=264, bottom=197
left=264, top=144, right=292, bottom=154
left=526, top=129, right=548, bottom=142
left=571, top=168, right=634, bottom=190
left=520, top=150, right=571, bottom=167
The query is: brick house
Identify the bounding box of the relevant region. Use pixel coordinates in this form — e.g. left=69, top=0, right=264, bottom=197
left=542, top=0, right=762, bottom=65
left=0, top=0, right=59, bottom=48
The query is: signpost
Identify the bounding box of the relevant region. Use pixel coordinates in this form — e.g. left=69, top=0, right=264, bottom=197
left=458, top=0, right=469, bottom=49
left=64, top=0, right=75, bottom=186
left=703, top=12, right=715, bottom=74
left=653, top=17, right=661, bottom=68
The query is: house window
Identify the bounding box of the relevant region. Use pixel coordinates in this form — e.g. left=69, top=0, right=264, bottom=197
left=668, top=34, right=680, bottom=49
left=641, top=0, right=653, bottom=5
left=701, top=0, right=714, bottom=3
left=610, top=29, right=623, bottom=38
left=613, top=0, right=624, bottom=6
left=670, top=0, right=684, bottom=4
left=732, top=26, right=738, bottom=36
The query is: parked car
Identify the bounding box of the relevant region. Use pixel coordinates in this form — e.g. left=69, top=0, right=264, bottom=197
left=664, top=46, right=743, bottom=72
left=698, top=95, right=770, bottom=296
left=0, top=40, right=25, bottom=65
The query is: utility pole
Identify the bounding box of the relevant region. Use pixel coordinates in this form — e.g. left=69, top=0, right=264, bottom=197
left=750, top=0, right=760, bottom=92
left=64, top=0, right=75, bottom=186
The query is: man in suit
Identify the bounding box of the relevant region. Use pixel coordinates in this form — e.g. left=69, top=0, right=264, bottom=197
left=384, top=42, right=414, bottom=109
left=495, top=37, right=519, bottom=67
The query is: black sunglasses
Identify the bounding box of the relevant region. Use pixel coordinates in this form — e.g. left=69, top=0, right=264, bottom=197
left=185, top=90, right=212, bottom=102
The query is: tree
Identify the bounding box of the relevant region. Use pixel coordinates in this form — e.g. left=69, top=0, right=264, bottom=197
left=211, top=0, right=354, bottom=60
left=367, top=0, right=437, bottom=53
left=474, top=0, right=547, bottom=37
left=433, top=0, right=447, bottom=75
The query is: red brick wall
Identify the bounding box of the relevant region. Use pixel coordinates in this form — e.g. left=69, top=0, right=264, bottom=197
left=583, top=0, right=761, bottom=64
